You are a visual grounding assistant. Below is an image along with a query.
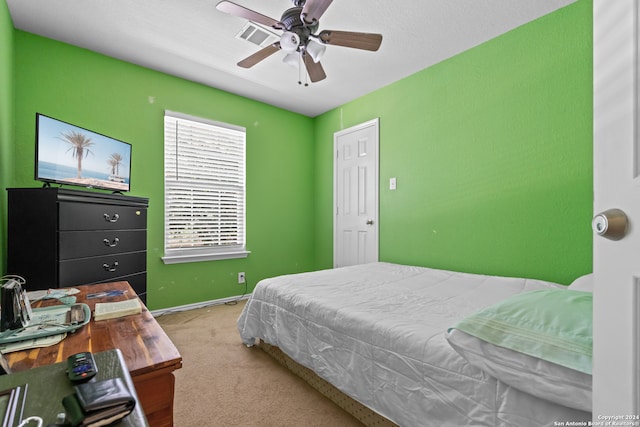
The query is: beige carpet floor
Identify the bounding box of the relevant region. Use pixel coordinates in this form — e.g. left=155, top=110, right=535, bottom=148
left=156, top=300, right=364, bottom=426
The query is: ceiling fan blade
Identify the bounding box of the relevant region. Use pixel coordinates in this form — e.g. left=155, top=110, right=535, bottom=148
left=302, top=51, right=327, bottom=82
left=301, top=0, right=333, bottom=25
left=216, top=1, right=282, bottom=29
left=238, top=43, right=281, bottom=68
left=318, top=30, right=383, bottom=51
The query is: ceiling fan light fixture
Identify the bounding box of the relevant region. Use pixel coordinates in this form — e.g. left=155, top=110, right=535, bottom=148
left=282, top=52, right=299, bottom=68
left=280, top=31, right=300, bottom=53
left=306, top=39, right=326, bottom=63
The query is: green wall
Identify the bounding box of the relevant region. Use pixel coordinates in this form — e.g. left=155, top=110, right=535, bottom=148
left=315, top=0, right=592, bottom=285
left=12, top=32, right=316, bottom=310
left=3, top=0, right=592, bottom=310
left=0, top=0, right=14, bottom=275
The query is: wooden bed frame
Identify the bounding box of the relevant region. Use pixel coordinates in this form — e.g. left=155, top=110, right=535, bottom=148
left=258, top=341, right=398, bottom=427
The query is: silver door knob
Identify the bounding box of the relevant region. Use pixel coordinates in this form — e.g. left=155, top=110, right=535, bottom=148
left=593, top=208, right=628, bottom=240
left=366, top=219, right=374, bottom=225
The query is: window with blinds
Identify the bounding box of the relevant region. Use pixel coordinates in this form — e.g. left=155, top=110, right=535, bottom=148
left=162, top=111, right=249, bottom=264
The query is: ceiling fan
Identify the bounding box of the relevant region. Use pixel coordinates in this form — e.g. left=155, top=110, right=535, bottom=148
left=216, top=0, right=383, bottom=84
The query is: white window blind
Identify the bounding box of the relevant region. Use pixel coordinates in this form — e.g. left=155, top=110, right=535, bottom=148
left=162, top=111, right=249, bottom=264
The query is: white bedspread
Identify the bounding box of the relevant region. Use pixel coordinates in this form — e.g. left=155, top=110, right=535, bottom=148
left=238, top=262, right=592, bottom=426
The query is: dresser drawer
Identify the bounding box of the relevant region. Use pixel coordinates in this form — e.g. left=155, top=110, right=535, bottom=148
left=59, top=251, right=146, bottom=286
left=59, top=202, right=146, bottom=231
left=59, top=230, right=146, bottom=260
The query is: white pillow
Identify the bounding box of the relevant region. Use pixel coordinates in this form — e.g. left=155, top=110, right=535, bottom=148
left=568, top=273, right=593, bottom=292
left=446, top=289, right=592, bottom=412
left=446, top=328, right=591, bottom=412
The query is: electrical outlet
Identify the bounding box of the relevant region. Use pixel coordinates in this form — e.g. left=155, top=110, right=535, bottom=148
left=238, top=272, right=246, bottom=284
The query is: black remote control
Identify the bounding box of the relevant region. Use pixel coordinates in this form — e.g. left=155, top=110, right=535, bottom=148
left=67, top=352, right=98, bottom=382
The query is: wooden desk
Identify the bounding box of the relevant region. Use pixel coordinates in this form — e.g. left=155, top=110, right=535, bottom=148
left=5, top=282, right=182, bottom=427
left=0, top=349, right=148, bottom=426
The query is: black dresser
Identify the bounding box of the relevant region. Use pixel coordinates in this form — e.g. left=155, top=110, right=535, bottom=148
left=7, top=188, right=148, bottom=303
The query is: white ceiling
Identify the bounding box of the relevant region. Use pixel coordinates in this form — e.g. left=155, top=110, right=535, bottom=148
left=7, top=0, right=576, bottom=117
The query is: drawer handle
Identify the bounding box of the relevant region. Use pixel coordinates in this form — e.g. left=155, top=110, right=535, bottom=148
left=102, top=261, right=119, bottom=272
left=103, top=237, right=120, bottom=248
left=103, top=213, right=120, bottom=223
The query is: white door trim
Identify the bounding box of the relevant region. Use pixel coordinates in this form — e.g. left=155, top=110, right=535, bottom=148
left=333, top=118, right=380, bottom=268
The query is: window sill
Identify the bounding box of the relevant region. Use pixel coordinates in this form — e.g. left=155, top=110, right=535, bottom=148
left=162, top=250, right=250, bottom=264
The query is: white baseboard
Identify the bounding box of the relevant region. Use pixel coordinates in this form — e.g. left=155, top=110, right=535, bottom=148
left=150, top=293, right=251, bottom=317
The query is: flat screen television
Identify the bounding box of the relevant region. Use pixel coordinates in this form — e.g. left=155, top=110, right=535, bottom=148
left=35, top=113, right=132, bottom=192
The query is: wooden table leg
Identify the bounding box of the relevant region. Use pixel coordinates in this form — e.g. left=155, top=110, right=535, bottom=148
left=133, top=368, right=176, bottom=427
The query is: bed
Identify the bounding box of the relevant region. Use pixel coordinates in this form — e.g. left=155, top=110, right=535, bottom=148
left=237, top=262, right=592, bottom=426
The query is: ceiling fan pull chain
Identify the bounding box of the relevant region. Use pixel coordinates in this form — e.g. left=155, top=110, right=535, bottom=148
left=299, top=50, right=308, bottom=87
left=296, top=52, right=308, bottom=86
left=298, top=52, right=303, bottom=85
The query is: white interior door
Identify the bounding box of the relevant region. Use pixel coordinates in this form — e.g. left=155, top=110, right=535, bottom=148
left=334, top=118, right=379, bottom=268
left=593, top=0, right=640, bottom=417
